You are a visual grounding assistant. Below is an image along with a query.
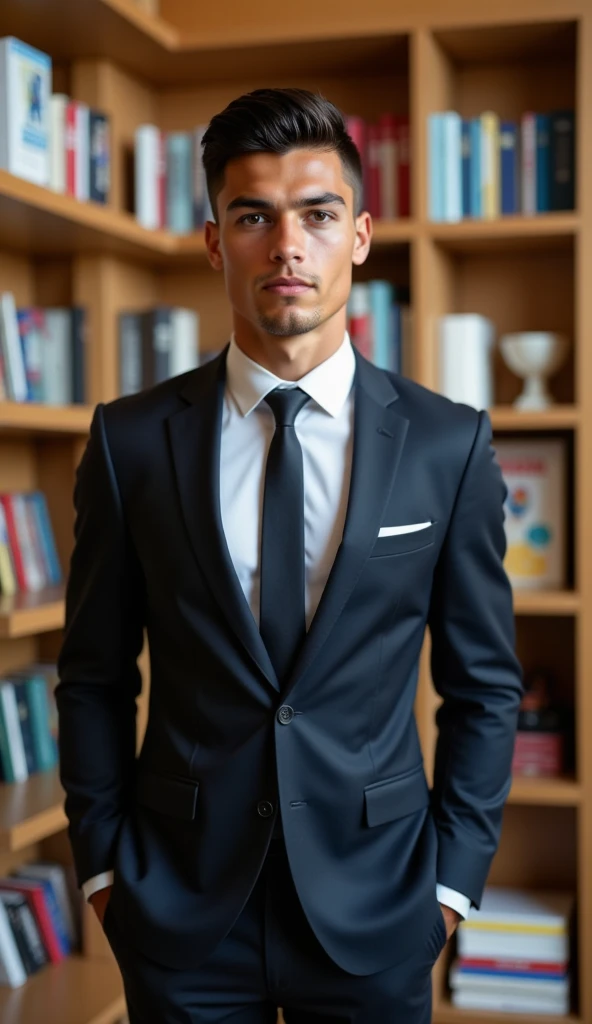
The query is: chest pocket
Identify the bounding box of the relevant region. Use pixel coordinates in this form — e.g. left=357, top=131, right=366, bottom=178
left=369, top=521, right=436, bottom=558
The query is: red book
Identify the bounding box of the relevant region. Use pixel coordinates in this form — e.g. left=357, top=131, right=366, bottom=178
left=367, top=123, right=381, bottom=219
left=396, top=115, right=411, bottom=217
left=459, top=956, right=568, bottom=977
left=0, top=494, right=26, bottom=590
left=65, top=101, right=78, bottom=197
left=0, top=878, right=64, bottom=963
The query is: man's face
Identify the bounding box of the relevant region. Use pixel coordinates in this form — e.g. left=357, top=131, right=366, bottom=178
left=205, top=147, right=371, bottom=342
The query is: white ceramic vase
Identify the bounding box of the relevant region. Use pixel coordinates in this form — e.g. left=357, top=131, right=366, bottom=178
left=499, top=332, right=570, bottom=410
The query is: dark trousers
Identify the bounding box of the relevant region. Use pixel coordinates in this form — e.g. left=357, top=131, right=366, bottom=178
left=103, top=836, right=444, bottom=1023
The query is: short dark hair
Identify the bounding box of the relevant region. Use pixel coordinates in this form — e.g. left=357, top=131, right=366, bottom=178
left=201, top=87, right=363, bottom=222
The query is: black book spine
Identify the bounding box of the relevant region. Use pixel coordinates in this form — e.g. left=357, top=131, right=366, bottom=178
left=550, top=110, right=575, bottom=211
left=89, top=111, right=111, bottom=204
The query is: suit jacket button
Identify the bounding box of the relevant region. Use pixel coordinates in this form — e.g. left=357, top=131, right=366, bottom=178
left=277, top=705, right=294, bottom=724
left=257, top=800, right=274, bottom=818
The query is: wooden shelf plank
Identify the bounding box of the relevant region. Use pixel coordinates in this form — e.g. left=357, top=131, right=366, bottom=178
left=513, top=590, right=580, bottom=616
left=0, top=170, right=173, bottom=262
left=429, top=213, right=579, bottom=252
left=434, top=1000, right=581, bottom=1024
left=0, top=769, right=66, bottom=853
left=0, top=402, right=93, bottom=436
left=0, top=585, right=65, bottom=639
left=508, top=775, right=582, bottom=806
left=0, top=955, right=125, bottom=1024
left=490, top=406, right=580, bottom=431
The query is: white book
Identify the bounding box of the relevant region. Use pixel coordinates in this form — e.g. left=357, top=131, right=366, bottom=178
left=494, top=440, right=566, bottom=590
left=49, top=93, right=68, bottom=193
left=442, top=111, right=462, bottom=222
left=75, top=101, right=90, bottom=201
left=0, top=897, right=27, bottom=988
left=170, top=309, right=199, bottom=377
left=0, top=683, right=28, bottom=782
left=0, top=292, right=28, bottom=402
left=135, top=124, right=161, bottom=229
left=450, top=964, right=570, bottom=999
left=452, top=989, right=570, bottom=1015
left=458, top=886, right=573, bottom=962
left=437, top=313, right=494, bottom=410
left=43, top=309, right=73, bottom=405
left=0, top=37, right=52, bottom=186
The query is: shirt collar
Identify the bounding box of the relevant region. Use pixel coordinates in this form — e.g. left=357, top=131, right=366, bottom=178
left=225, top=332, right=356, bottom=419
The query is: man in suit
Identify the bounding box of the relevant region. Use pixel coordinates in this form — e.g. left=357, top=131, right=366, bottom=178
left=56, top=88, right=523, bottom=1023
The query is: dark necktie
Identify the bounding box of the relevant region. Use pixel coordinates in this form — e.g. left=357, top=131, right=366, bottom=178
left=259, top=386, right=311, bottom=684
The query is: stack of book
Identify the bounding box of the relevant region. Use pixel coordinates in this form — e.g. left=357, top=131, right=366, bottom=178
left=0, top=663, right=58, bottom=784
left=450, top=887, right=574, bottom=1015
left=0, top=490, right=62, bottom=596
left=0, top=37, right=110, bottom=202
left=345, top=113, right=411, bottom=219
left=428, top=109, right=575, bottom=221
left=347, top=281, right=412, bottom=375
left=135, top=111, right=411, bottom=232
left=0, top=857, right=79, bottom=987
left=118, top=306, right=200, bottom=395
left=0, top=292, right=87, bottom=405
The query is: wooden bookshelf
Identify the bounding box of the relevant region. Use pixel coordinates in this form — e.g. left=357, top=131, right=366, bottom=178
left=0, top=769, right=66, bottom=853
left=0, top=586, right=65, bottom=639
left=0, top=401, right=93, bottom=436
left=0, top=955, right=125, bottom=1024
left=434, top=1001, right=582, bottom=1024
left=508, top=775, right=582, bottom=807
left=0, top=1, right=590, bottom=1022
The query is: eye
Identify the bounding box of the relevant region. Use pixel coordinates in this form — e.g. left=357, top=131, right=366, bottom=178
left=238, top=213, right=268, bottom=225
left=309, top=211, right=332, bottom=222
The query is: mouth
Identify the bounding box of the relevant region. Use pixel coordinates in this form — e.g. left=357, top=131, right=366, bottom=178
left=263, top=278, right=314, bottom=295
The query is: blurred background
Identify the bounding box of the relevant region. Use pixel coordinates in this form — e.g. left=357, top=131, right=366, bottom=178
left=0, top=1, right=587, bottom=1022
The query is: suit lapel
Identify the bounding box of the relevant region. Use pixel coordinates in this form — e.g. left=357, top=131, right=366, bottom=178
left=167, top=349, right=280, bottom=692
left=284, top=353, right=409, bottom=696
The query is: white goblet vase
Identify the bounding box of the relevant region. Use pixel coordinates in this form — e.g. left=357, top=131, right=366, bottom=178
left=499, top=332, right=570, bottom=410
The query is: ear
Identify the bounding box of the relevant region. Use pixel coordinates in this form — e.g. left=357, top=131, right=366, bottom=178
left=205, top=220, right=224, bottom=271
left=352, top=211, right=372, bottom=266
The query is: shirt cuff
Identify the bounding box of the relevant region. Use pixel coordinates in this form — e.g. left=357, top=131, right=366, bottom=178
left=82, top=871, right=114, bottom=902
left=436, top=884, right=471, bottom=921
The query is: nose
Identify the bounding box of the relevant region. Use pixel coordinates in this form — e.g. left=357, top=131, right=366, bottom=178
left=268, top=213, right=305, bottom=264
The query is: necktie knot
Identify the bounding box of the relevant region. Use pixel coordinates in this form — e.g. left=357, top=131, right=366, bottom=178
left=264, top=386, right=310, bottom=427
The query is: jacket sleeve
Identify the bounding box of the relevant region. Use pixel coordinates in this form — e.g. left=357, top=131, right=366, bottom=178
left=55, top=403, right=146, bottom=888
left=427, top=409, right=523, bottom=908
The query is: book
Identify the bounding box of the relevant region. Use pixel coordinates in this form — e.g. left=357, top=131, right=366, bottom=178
left=0, top=896, right=27, bottom=987
left=0, top=878, right=62, bottom=963
left=89, top=110, right=110, bottom=203
left=457, top=887, right=573, bottom=962
left=437, top=314, right=494, bottom=410
left=550, top=110, right=576, bottom=211
left=166, top=131, right=193, bottom=233
left=0, top=37, right=52, bottom=186
left=495, top=439, right=567, bottom=590
left=0, top=890, right=47, bottom=975
left=0, top=681, right=29, bottom=782
left=49, top=93, right=67, bottom=193
left=135, top=124, right=161, bottom=229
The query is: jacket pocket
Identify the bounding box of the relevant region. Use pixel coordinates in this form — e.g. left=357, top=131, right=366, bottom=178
left=369, top=522, right=436, bottom=558
left=136, top=771, right=199, bottom=820
left=364, top=764, right=429, bottom=827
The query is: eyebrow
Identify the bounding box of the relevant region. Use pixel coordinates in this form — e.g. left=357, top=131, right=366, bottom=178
left=226, top=192, right=347, bottom=213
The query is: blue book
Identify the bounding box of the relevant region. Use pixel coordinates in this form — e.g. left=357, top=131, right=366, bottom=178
left=461, top=119, right=472, bottom=217
left=390, top=303, right=402, bottom=374
left=369, top=280, right=394, bottom=370
left=536, top=113, right=551, bottom=212
left=428, top=113, right=444, bottom=221
left=469, top=117, right=482, bottom=218
left=29, top=492, right=62, bottom=585
left=13, top=682, right=37, bottom=774
left=500, top=121, right=519, bottom=215
left=12, top=873, right=70, bottom=956
left=166, top=132, right=193, bottom=234
left=442, top=111, right=462, bottom=222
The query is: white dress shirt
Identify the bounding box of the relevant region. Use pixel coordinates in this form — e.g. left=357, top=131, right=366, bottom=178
left=83, top=332, right=470, bottom=920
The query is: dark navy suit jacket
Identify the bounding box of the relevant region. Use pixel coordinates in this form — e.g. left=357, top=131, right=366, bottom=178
left=56, top=346, right=523, bottom=975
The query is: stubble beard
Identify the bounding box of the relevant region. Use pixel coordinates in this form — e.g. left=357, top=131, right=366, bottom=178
left=257, top=305, right=323, bottom=337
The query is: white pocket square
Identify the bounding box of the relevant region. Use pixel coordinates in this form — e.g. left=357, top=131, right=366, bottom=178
left=378, top=522, right=432, bottom=538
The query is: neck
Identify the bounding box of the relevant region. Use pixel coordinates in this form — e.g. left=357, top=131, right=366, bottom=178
left=233, top=319, right=346, bottom=381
